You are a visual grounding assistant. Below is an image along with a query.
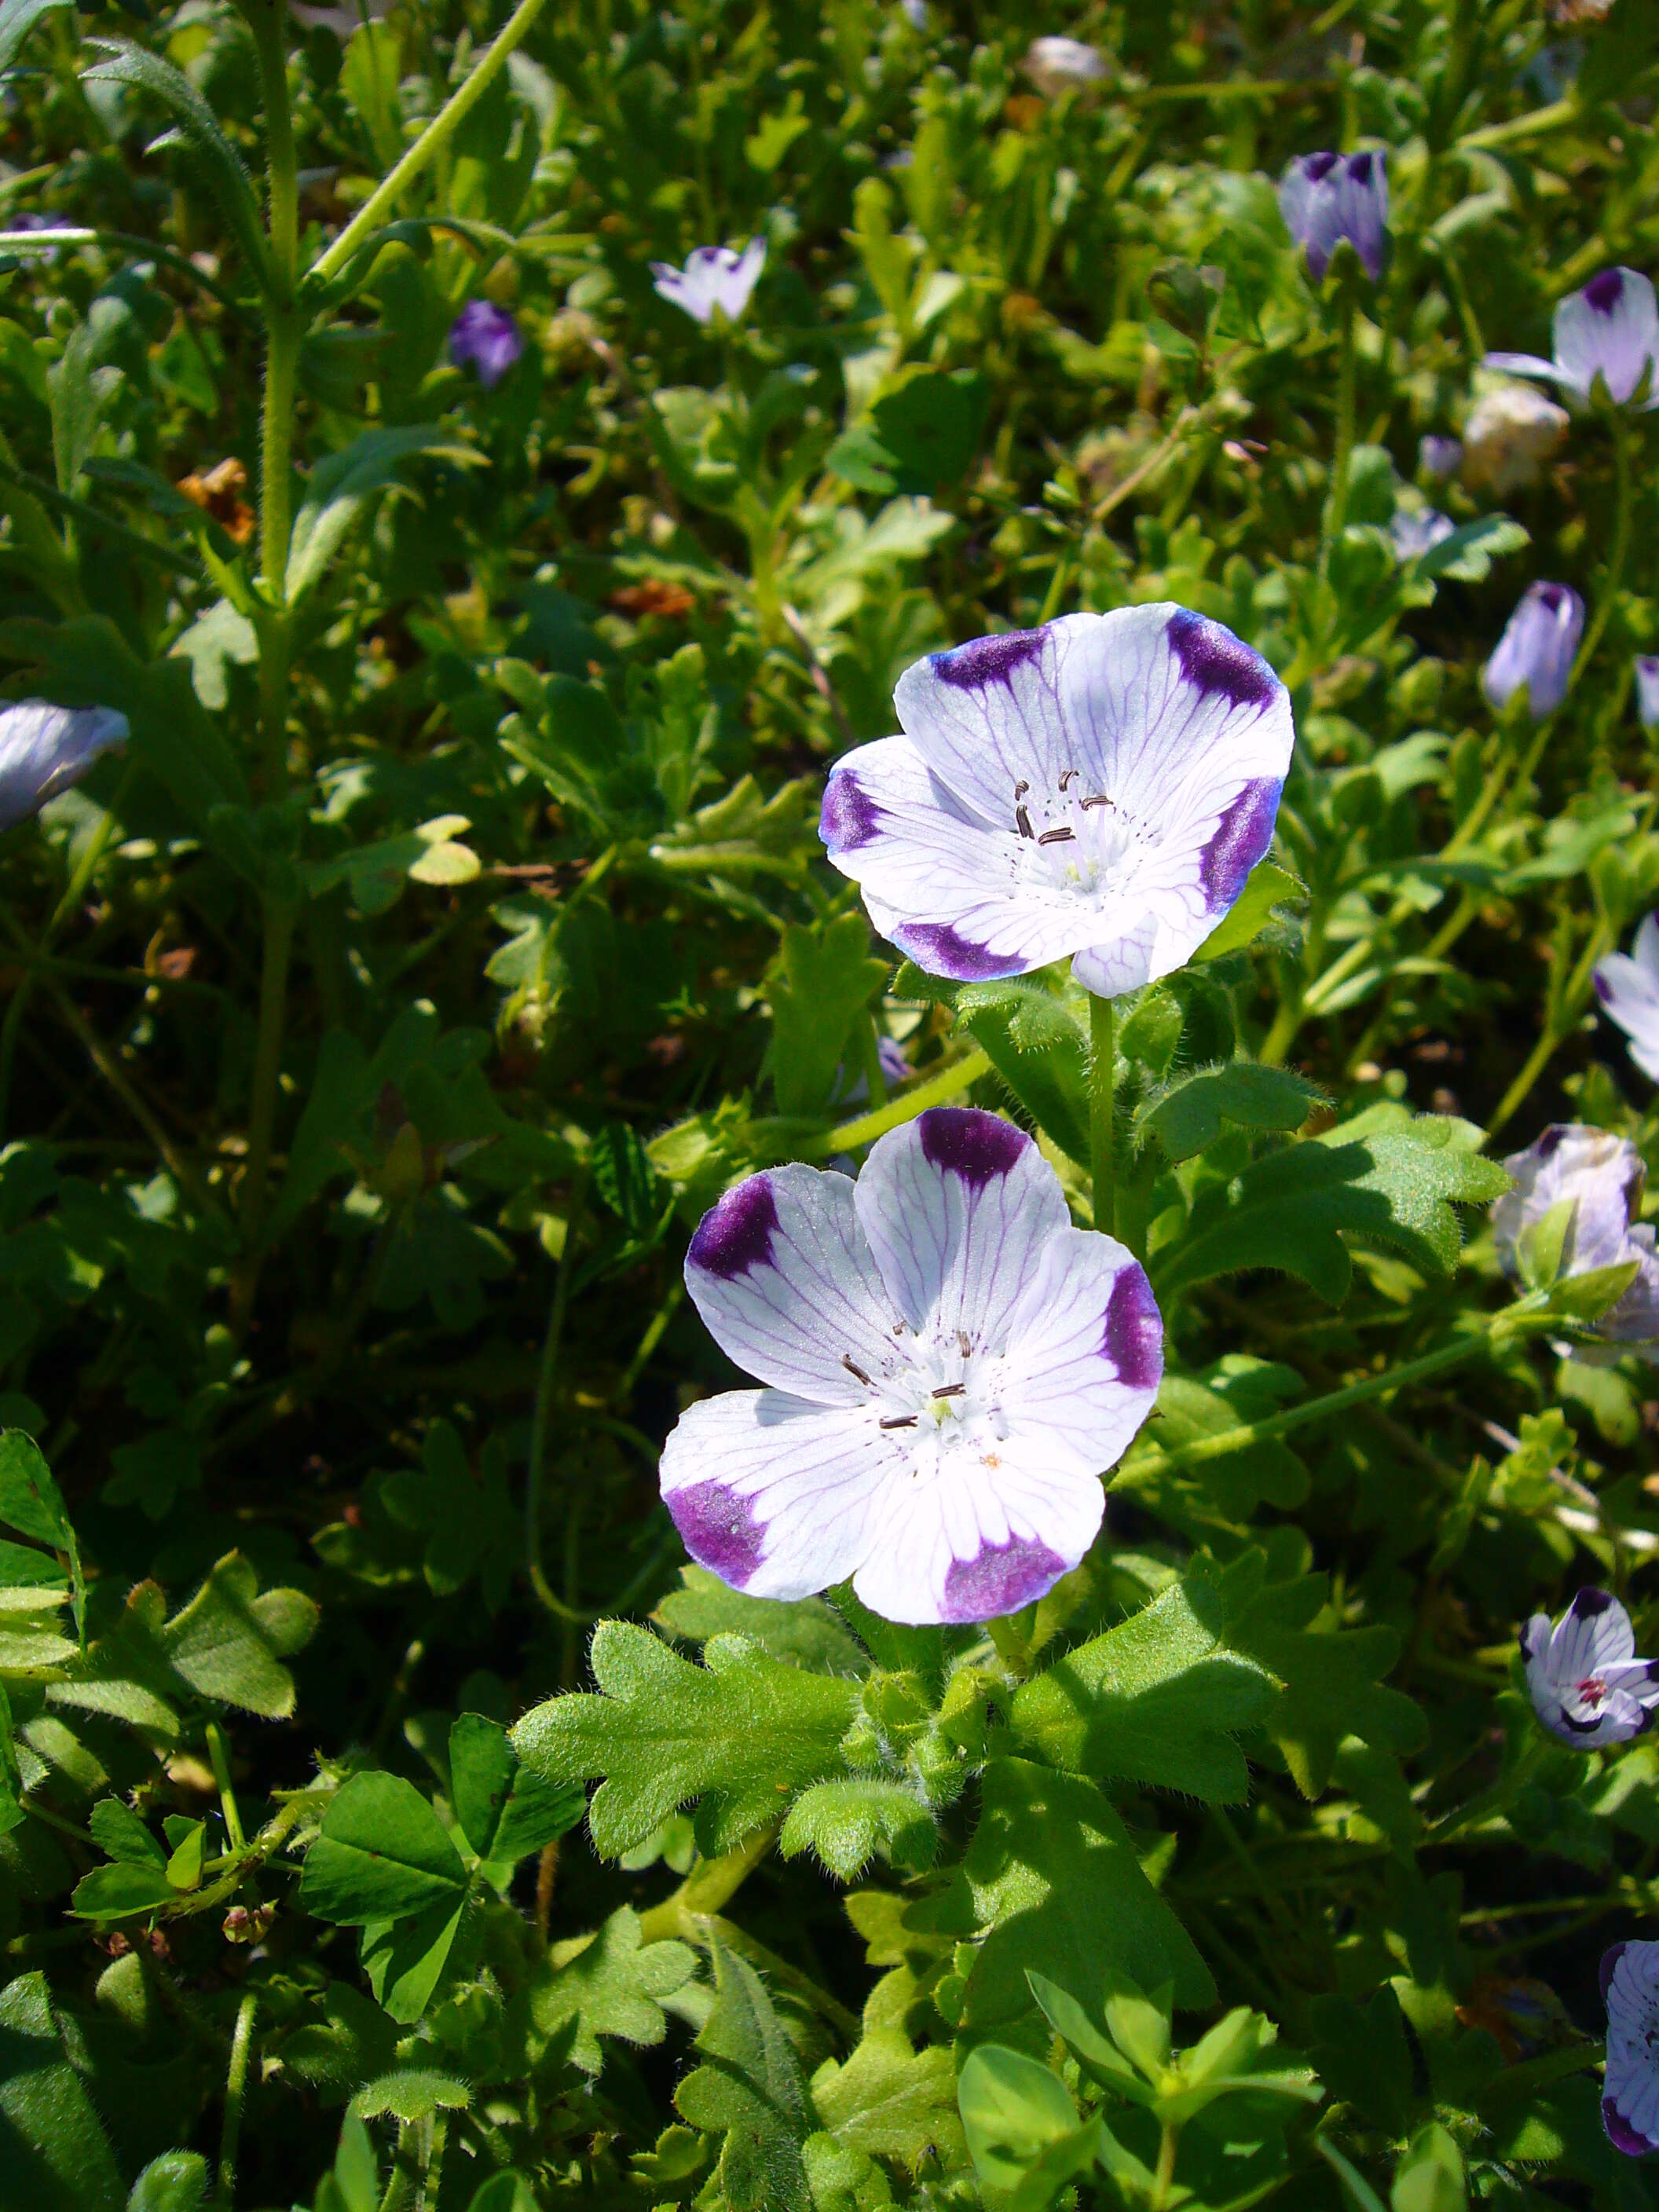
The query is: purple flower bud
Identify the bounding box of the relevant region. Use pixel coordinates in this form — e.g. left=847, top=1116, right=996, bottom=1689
left=650, top=240, right=766, bottom=328
left=1418, top=434, right=1463, bottom=482
left=1278, top=150, right=1389, bottom=284
left=0, top=701, right=128, bottom=831
left=1635, top=656, right=1659, bottom=731
left=1488, top=267, right=1659, bottom=412
left=1482, top=581, right=1584, bottom=720
left=449, top=300, right=523, bottom=389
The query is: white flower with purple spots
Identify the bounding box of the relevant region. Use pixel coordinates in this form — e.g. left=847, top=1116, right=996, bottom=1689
left=1278, top=151, right=1389, bottom=284
left=650, top=240, right=766, bottom=328
left=1487, top=268, right=1659, bottom=411
left=658, top=1108, right=1163, bottom=1626
left=819, top=607, right=1294, bottom=1000
left=1492, top=1123, right=1659, bottom=1361
left=1482, top=582, right=1584, bottom=720
left=0, top=700, right=128, bottom=831
left=1603, top=1941, right=1659, bottom=2155
left=1595, top=914, right=1659, bottom=1086
left=1635, top=657, right=1659, bottom=731
left=1522, top=1588, right=1659, bottom=1748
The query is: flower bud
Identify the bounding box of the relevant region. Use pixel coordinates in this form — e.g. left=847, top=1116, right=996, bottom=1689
left=1278, top=151, right=1389, bottom=284
left=1482, top=582, right=1584, bottom=720
left=0, top=701, right=128, bottom=831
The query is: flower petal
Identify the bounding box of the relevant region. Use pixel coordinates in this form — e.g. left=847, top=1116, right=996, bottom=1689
left=850, top=1454, right=1103, bottom=1624
left=1596, top=950, right=1659, bottom=1082
left=1551, top=1586, right=1637, bottom=1676
left=1482, top=350, right=1569, bottom=388
left=990, top=1230, right=1163, bottom=1481
left=1555, top=268, right=1659, bottom=405
left=684, top=1164, right=903, bottom=1401
left=659, top=1389, right=906, bottom=1600
left=854, top=1109, right=1070, bottom=1349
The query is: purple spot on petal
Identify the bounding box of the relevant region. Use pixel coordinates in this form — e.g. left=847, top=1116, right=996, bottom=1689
left=687, top=1176, right=778, bottom=1280
left=1605, top=2097, right=1657, bottom=2159
left=1602, top=1943, right=1629, bottom=2002
left=1536, top=1125, right=1567, bottom=1157
left=1199, top=778, right=1282, bottom=912
left=1347, top=152, right=1373, bottom=183
left=1585, top=269, right=1626, bottom=315
left=917, top=1107, right=1029, bottom=1187
left=1166, top=608, right=1280, bottom=711
left=820, top=769, right=880, bottom=853
left=928, top=628, right=1047, bottom=690
left=1572, top=1585, right=1615, bottom=1618
left=1303, top=151, right=1339, bottom=181
left=1104, top=1266, right=1163, bottom=1393
left=940, top=1535, right=1068, bottom=1623
left=667, top=1482, right=764, bottom=1588
left=1595, top=971, right=1613, bottom=1003
left=891, top=921, right=1027, bottom=982
left=1535, top=582, right=1571, bottom=614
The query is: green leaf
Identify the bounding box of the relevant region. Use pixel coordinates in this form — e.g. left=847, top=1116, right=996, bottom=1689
left=1391, top=2122, right=1466, bottom=2212
left=0, top=0, right=71, bottom=75
left=69, top=1860, right=178, bottom=1921
left=1010, top=1574, right=1279, bottom=1800
left=766, top=915, right=889, bottom=1119
left=0, top=1431, right=82, bottom=1642
left=955, top=981, right=1090, bottom=1165
left=811, top=2027, right=965, bottom=2170
left=126, top=2152, right=209, bottom=2212
left=959, top=1757, right=1214, bottom=2056
left=159, top=1551, right=319, bottom=1718
left=1192, top=862, right=1306, bottom=962
left=676, top=1936, right=811, bottom=2212
left=339, top=18, right=405, bottom=172
left=826, top=368, right=987, bottom=496
left=0, top=1971, right=122, bottom=2210
left=379, top=1424, right=519, bottom=1614
left=532, top=1903, right=698, bottom=2077
left=778, top=1779, right=937, bottom=1879
left=348, top=2070, right=471, bottom=2124
left=87, top=1796, right=166, bottom=1867
left=1156, top=1108, right=1510, bottom=1305
left=513, top=1624, right=861, bottom=1858
left=1206, top=1548, right=1426, bottom=1796
left=359, top=1897, right=467, bottom=2026
left=1136, top=1061, right=1325, bottom=1163
left=448, top=1712, right=584, bottom=1868
left=302, top=1771, right=469, bottom=1925
left=652, top=1566, right=870, bottom=1675
left=287, top=426, right=481, bottom=600
left=1415, top=514, right=1528, bottom=584
left=957, top=2044, right=1099, bottom=2212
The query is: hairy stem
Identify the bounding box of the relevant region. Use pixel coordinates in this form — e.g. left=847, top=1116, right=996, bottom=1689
left=214, top=1991, right=258, bottom=2210
left=526, top=1177, right=591, bottom=1624
left=1090, top=991, right=1115, bottom=1237
left=800, top=1048, right=991, bottom=1159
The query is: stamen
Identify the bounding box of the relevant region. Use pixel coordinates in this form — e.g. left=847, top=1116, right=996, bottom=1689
left=842, top=1354, right=872, bottom=1386
left=1038, top=826, right=1075, bottom=845
left=1015, top=804, right=1035, bottom=840
left=1013, top=779, right=1030, bottom=799
left=958, top=1329, right=973, bottom=1356
left=1082, top=793, right=1114, bottom=810
left=932, top=1382, right=965, bottom=1400
left=1058, top=767, right=1078, bottom=790
left=879, top=1414, right=918, bottom=1430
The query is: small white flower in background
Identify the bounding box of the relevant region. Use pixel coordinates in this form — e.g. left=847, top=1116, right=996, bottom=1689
left=1602, top=1941, right=1659, bottom=2155
left=900, top=0, right=927, bottom=26
left=1481, top=581, right=1584, bottom=720
left=1460, top=383, right=1569, bottom=496
left=1488, top=267, right=1659, bottom=410
left=650, top=240, right=766, bottom=328
left=1520, top=1588, right=1659, bottom=1748
left=820, top=606, right=1295, bottom=1000
left=1023, top=36, right=1108, bottom=96
left=0, top=700, right=128, bottom=832
left=1596, top=914, right=1659, bottom=1084
left=1492, top=1123, right=1659, bottom=1361
left=1417, top=433, right=1463, bottom=482
left=1278, top=150, right=1389, bottom=284
left=658, top=1107, right=1163, bottom=1625
left=1390, top=505, right=1455, bottom=562
left=1635, top=657, right=1659, bottom=731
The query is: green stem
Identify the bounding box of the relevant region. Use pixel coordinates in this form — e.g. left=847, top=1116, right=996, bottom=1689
left=1320, top=279, right=1358, bottom=573
left=1488, top=916, right=1613, bottom=1138
left=237, top=899, right=296, bottom=1259
left=205, top=1721, right=246, bottom=1855
left=309, top=0, right=556, bottom=287
left=1571, top=411, right=1635, bottom=684
left=1090, top=992, right=1115, bottom=1237
left=636, top=1825, right=778, bottom=1944
left=526, top=1177, right=591, bottom=1624
left=214, top=1991, right=258, bottom=2210
left=257, top=323, right=301, bottom=609
left=800, top=1048, right=991, bottom=1159
left=1154, top=2121, right=1181, bottom=2209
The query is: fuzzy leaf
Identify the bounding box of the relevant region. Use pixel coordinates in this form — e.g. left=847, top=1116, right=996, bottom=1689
left=1192, top=862, right=1306, bottom=964
left=532, top=1903, right=698, bottom=2078
left=1137, top=1061, right=1325, bottom=1163
left=766, top=914, right=888, bottom=1119
left=652, top=1566, right=870, bottom=1675
left=676, top=1937, right=811, bottom=2212
left=448, top=1712, right=584, bottom=1868
left=955, top=980, right=1090, bottom=1165
left=778, top=1778, right=937, bottom=1879
left=287, top=426, right=481, bottom=601
left=811, top=2027, right=965, bottom=2170
left=0, top=1970, right=122, bottom=2211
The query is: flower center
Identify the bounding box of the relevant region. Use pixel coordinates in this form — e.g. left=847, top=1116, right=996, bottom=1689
left=844, top=1327, right=1008, bottom=1467
left=1577, top=1675, right=1606, bottom=1708
left=1008, top=769, right=1148, bottom=906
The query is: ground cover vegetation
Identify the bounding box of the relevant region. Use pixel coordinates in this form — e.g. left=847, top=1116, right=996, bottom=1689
left=1, top=0, right=1659, bottom=2206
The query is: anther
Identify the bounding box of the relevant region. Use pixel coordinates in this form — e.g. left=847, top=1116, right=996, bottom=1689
left=1013, top=779, right=1029, bottom=799
left=879, top=1414, right=918, bottom=1430
left=1082, top=794, right=1115, bottom=811
left=1015, top=804, right=1035, bottom=840
left=958, top=1329, right=972, bottom=1356
left=842, top=1355, right=872, bottom=1386
left=1058, top=768, right=1078, bottom=790
left=1038, top=826, right=1075, bottom=845
left=932, top=1382, right=965, bottom=1400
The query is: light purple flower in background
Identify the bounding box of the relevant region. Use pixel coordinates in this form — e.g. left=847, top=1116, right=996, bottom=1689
left=820, top=606, right=1294, bottom=1001
left=1418, top=433, right=1463, bottom=482
left=1023, top=36, right=1108, bottom=96
left=1522, top=1588, right=1659, bottom=1749
left=1603, top=1942, right=1659, bottom=2155
left=831, top=1033, right=912, bottom=1108
left=658, top=1107, right=1163, bottom=1625
left=1278, top=150, right=1389, bottom=284
left=651, top=240, right=766, bottom=328
left=1481, top=582, right=1584, bottom=719
left=0, top=701, right=128, bottom=831
left=1461, top=384, right=1569, bottom=496
left=1487, top=268, right=1659, bottom=410
left=1596, top=914, right=1659, bottom=1085
left=900, top=0, right=927, bottom=27
left=2, top=212, right=77, bottom=265
left=1635, top=657, right=1659, bottom=731
left=1492, top=1123, right=1659, bottom=1361
left=1390, top=506, right=1455, bottom=562
left=449, top=300, right=523, bottom=389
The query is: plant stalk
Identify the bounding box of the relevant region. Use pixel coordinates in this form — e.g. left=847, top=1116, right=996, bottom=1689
left=214, top=1991, right=258, bottom=2210
left=1090, top=991, right=1115, bottom=1236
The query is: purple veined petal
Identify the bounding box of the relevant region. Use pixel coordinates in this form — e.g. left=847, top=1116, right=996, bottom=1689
left=652, top=240, right=765, bottom=327
left=1595, top=912, right=1659, bottom=1083
left=1482, top=581, right=1584, bottom=720
left=1553, top=268, right=1659, bottom=406
left=1635, top=657, right=1659, bottom=731
left=850, top=1449, right=1104, bottom=1624
left=1604, top=1940, right=1659, bottom=2155
left=1522, top=1586, right=1658, bottom=1745
left=1279, top=149, right=1388, bottom=284
left=659, top=1390, right=906, bottom=1599
left=1492, top=1123, right=1645, bottom=1280
left=1481, top=350, right=1568, bottom=390
left=0, top=700, right=129, bottom=831
left=449, top=299, right=523, bottom=388
left=854, top=1108, right=1071, bottom=1350
left=683, top=1163, right=906, bottom=1403
left=988, top=1229, right=1164, bottom=1484
left=1390, top=506, right=1456, bottom=562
